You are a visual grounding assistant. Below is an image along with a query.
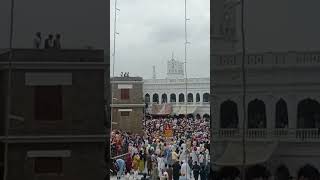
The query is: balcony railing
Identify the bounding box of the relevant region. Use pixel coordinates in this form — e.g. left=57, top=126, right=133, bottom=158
left=213, top=128, right=320, bottom=142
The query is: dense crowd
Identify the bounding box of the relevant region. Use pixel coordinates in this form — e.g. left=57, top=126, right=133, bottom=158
left=111, top=116, right=211, bottom=180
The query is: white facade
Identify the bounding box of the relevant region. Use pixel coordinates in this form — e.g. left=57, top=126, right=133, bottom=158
left=143, top=59, right=210, bottom=117
left=211, top=51, right=320, bottom=176
left=211, top=0, right=320, bottom=177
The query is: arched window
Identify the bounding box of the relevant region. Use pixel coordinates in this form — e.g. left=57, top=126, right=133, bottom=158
left=179, top=93, right=185, bottom=102
left=145, top=94, right=150, bottom=103
left=297, top=164, right=320, bottom=179
left=203, top=93, right=210, bottom=102
left=220, top=100, right=238, bottom=128
left=275, top=165, right=290, bottom=180
left=161, top=93, right=167, bottom=104
left=297, top=99, right=320, bottom=128
left=153, top=94, right=159, bottom=104
left=248, top=99, right=266, bottom=128
left=196, top=93, right=200, bottom=102
left=203, top=114, right=210, bottom=120
left=187, top=93, right=193, bottom=102
left=275, top=99, right=288, bottom=128
left=170, top=93, right=176, bottom=103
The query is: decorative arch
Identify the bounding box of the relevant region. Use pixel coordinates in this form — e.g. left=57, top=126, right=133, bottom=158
left=153, top=93, right=159, bottom=103
left=297, top=99, right=320, bottom=128
left=187, top=93, right=193, bottom=102
left=246, top=164, right=270, bottom=180
left=203, top=93, right=210, bottom=102
left=248, top=99, right=266, bottom=128
left=275, top=165, right=290, bottom=180
left=196, top=93, right=200, bottom=102
left=275, top=99, right=288, bottom=128
left=220, top=100, right=238, bottom=128
left=161, top=93, right=167, bottom=104
left=203, top=113, right=210, bottom=120
left=170, top=93, right=176, bottom=103
left=297, top=164, right=320, bottom=179
left=218, top=166, right=240, bottom=180
left=145, top=93, right=150, bottom=103
left=179, top=93, right=185, bottom=102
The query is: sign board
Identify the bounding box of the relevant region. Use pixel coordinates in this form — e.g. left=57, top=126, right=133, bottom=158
left=164, top=124, right=173, bottom=138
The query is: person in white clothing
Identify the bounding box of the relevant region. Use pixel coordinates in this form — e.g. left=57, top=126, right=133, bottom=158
left=180, top=160, right=191, bottom=180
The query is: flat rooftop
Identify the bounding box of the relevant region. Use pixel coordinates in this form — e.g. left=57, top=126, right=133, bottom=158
left=111, top=77, right=143, bottom=82
left=0, top=49, right=104, bottom=62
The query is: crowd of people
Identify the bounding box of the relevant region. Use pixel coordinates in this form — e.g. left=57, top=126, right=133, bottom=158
left=111, top=115, right=211, bottom=180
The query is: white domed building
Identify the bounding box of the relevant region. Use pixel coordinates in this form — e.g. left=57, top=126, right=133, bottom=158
left=143, top=57, right=210, bottom=118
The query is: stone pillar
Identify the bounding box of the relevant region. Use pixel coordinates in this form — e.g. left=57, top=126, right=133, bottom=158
left=266, top=96, right=275, bottom=129
left=212, top=95, right=220, bottom=129
left=237, top=96, right=245, bottom=129
left=288, top=95, right=297, bottom=128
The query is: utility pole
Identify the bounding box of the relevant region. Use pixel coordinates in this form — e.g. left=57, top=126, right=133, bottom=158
left=184, top=0, right=191, bottom=177
left=4, top=0, right=15, bottom=179
left=240, top=0, right=247, bottom=179
left=111, top=0, right=120, bottom=158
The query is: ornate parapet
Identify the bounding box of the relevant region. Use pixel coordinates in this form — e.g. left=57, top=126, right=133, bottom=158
left=212, top=51, right=320, bottom=68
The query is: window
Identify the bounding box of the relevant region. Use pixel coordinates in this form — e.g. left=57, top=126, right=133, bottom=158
left=35, top=86, right=62, bottom=121
left=120, top=89, right=130, bottom=100
left=121, top=111, right=130, bottom=116
left=34, top=157, right=62, bottom=174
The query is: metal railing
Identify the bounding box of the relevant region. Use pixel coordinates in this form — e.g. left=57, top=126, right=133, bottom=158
left=213, top=128, right=320, bottom=141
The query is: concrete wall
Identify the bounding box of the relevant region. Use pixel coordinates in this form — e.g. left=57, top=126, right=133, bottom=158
left=112, top=107, right=144, bottom=134
left=7, top=142, right=105, bottom=180
left=112, top=82, right=144, bottom=105
left=8, top=69, right=105, bottom=135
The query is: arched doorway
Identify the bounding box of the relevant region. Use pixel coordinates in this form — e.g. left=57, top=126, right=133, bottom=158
left=187, top=114, right=194, bottom=119
left=246, top=164, right=270, bottom=180
left=153, top=94, right=159, bottom=104
left=170, top=93, right=176, bottom=103
left=203, top=114, right=210, bottom=120
left=220, top=100, right=239, bottom=128
left=161, top=93, right=167, bottom=104
left=179, top=93, right=185, bottom=103
left=218, top=166, right=240, bottom=180
left=297, top=164, right=320, bottom=180
left=297, top=99, right=320, bottom=128
left=145, top=94, right=150, bottom=103
left=275, top=165, right=290, bottom=180
left=203, top=93, right=210, bottom=102
left=187, top=93, right=193, bottom=103
left=196, top=93, right=200, bottom=102
left=248, top=99, right=266, bottom=128
left=196, top=114, right=201, bottom=119
left=275, top=99, right=288, bottom=128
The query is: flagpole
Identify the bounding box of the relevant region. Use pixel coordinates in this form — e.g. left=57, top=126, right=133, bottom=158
left=4, top=0, right=15, bottom=179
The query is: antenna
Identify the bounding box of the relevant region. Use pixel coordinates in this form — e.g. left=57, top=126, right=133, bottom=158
left=111, top=0, right=120, bottom=163
left=183, top=0, right=191, bottom=177
left=153, top=66, right=156, bottom=79
left=112, top=0, right=120, bottom=78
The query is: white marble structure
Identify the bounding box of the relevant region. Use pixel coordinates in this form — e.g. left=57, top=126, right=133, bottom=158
left=211, top=0, right=320, bottom=177
left=143, top=58, right=210, bottom=117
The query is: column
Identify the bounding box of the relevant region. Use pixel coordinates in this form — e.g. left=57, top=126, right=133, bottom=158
left=266, top=96, right=275, bottom=129
left=287, top=95, right=297, bottom=128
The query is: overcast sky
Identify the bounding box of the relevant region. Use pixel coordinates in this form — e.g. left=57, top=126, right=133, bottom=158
left=1, top=0, right=320, bottom=79
left=110, top=0, right=210, bottom=79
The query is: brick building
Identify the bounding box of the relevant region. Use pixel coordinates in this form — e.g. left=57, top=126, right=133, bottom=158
left=0, top=49, right=108, bottom=179
left=111, top=76, right=144, bottom=134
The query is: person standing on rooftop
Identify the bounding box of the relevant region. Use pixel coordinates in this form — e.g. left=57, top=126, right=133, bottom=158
left=33, top=32, right=42, bottom=48
left=54, top=33, right=61, bottom=49
left=44, top=34, right=54, bottom=49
